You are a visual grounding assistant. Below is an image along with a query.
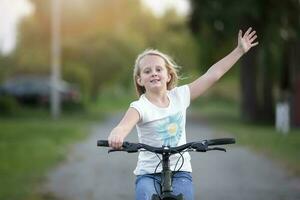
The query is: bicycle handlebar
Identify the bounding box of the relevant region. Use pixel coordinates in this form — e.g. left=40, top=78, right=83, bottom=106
left=97, top=138, right=236, bottom=154
left=206, top=138, right=236, bottom=146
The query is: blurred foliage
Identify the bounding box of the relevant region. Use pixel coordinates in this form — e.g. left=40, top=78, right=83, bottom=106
left=0, top=0, right=199, bottom=102
left=189, top=0, right=300, bottom=71
left=2, top=0, right=298, bottom=124
left=0, top=95, right=20, bottom=116
left=188, top=0, right=300, bottom=123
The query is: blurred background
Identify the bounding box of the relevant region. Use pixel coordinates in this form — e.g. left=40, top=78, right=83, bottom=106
left=0, top=0, right=299, bottom=199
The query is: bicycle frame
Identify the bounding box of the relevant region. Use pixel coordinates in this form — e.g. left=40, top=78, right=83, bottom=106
left=151, top=149, right=184, bottom=200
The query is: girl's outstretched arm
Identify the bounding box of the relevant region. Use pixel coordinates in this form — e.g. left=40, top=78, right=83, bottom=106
left=108, top=107, right=140, bottom=149
left=189, top=27, right=258, bottom=100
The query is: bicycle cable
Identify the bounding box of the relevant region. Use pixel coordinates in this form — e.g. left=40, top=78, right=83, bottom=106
left=154, top=153, right=162, bottom=199
left=173, top=150, right=185, bottom=173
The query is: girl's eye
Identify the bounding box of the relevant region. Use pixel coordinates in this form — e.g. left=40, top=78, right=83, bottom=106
left=156, top=67, right=162, bottom=72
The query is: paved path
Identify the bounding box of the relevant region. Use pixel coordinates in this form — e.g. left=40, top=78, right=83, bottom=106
left=42, top=114, right=300, bottom=200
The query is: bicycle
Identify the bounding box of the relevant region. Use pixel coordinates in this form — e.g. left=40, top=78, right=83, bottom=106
left=97, top=138, right=236, bottom=200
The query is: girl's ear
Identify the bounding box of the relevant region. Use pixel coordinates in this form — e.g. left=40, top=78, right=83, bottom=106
left=137, top=76, right=143, bottom=86
left=167, top=74, right=172, bottom=83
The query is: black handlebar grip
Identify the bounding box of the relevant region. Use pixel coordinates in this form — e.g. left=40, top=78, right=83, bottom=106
left=97, top=140, right=109, bottom=147
left=207, top=138, right=236, bottom=146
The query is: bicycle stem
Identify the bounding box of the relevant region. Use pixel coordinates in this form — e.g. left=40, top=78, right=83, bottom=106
left=161, top=151, right=173, bottom=194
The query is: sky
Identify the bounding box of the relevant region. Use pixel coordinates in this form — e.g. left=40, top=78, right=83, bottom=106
left=141, top=0, right=190, bottom=17
left=0, top=0, right=190, bottom=56
left=0, top=0, right=34, bottom=55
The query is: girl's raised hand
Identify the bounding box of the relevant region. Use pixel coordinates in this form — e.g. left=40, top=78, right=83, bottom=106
left=238, top=27, right=259, bottom=54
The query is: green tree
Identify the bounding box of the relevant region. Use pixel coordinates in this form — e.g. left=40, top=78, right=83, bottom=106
left=188, top=0, right=300, bottom=124
left=4, top=0, right=199, bottom=104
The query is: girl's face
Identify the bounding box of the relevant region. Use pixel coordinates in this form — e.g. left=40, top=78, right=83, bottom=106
left=137, top=55, right=171, bottom=93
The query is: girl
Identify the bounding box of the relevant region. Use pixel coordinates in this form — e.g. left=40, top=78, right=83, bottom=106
left=108, top=27, right=258, bottom=200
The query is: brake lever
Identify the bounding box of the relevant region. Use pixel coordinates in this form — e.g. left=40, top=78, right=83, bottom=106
left=192, top=142, right=208, bottom=152
left=207, top=147, right=226, bottom=152
left=195, top=148, right=207, bottom=152
left=107, top=142, right=141, bottom=153
left=108, top=149, right=126, bottom=153
left=122, top=142, right=140, bottom=153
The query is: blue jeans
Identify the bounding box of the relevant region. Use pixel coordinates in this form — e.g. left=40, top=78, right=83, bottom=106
left=135, top=171, right=194, bottom=200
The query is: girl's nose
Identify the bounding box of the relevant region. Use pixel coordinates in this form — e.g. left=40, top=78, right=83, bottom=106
left=151, top=71, right=158, bottom=76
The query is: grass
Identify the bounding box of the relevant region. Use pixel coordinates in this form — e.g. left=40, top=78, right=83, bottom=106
left=192, top=98, right=300, bottom=176
left=0, top=109, right=97, bottom=200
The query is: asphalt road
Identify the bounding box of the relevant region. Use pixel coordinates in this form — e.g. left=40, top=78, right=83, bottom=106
left=42, top=114, right=300, bottom=200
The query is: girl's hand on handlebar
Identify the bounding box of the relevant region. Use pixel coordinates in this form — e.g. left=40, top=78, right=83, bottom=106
left=108, top=129, right=125, bottom=149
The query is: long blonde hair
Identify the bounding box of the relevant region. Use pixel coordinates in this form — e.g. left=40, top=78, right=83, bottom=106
left=133, top=49, right=180, bottom=97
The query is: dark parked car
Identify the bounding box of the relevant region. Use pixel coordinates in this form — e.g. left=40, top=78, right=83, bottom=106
left=0, top=75, right=80, bottom=105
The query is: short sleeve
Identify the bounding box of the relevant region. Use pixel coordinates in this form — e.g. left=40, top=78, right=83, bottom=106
left=174, top=85, right=191, bottom=108
left=130, top=101, right=143, bottom=122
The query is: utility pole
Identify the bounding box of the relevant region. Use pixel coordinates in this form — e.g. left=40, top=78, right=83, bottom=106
left=50, top=0, right=61, bottom=119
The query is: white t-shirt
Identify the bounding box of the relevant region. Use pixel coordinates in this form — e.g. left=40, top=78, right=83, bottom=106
left=130, top=85, right=192, bottom=175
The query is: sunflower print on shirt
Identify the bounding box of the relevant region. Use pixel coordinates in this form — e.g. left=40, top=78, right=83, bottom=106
left=155, top=112, right=183, bottom=147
